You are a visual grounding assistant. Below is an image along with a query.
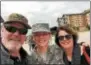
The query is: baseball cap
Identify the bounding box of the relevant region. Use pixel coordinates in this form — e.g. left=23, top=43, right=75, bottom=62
left=4, top=13, right=31, bottom=29
left=32, top=23, right=51, bottom=33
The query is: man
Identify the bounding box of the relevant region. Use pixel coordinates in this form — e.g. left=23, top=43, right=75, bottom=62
left=28, top=23, right=64, bottom=64
left=0, top=13, right=31, bottom=65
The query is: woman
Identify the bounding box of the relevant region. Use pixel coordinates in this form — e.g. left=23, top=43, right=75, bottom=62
left=55, top=25, right=90, bottom=65
left=28, top=23, right=64, bottom=64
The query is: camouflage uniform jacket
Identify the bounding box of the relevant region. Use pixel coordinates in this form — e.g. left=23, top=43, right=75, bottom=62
left=28, top=45, right=65, bottom=65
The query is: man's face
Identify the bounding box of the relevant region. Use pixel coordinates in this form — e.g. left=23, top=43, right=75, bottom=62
left=1, top=22, right=27, bottom=51
left=33, top=32, right=51, bottom=47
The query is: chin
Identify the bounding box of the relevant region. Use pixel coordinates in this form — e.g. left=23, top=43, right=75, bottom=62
left=39, top=44, right=46, bottom=47
left=39, top=43, right=47, bottom=47
left=8, top=44, right=21, bottom=50
left=9, top=47, right=20, bottom=51
left=64, top=46, right=72, bottom=49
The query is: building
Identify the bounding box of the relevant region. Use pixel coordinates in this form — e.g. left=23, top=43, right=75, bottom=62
left=57, top=9, right=90, bottom=31
left=57, top=17, right=66, bottom=26
left=83, top=9, right=90, bottom=26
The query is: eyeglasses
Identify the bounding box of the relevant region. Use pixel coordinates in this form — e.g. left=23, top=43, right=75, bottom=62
left=58, top=34, right=72, bottom=41
left=4, top=24, right=28, bottom=35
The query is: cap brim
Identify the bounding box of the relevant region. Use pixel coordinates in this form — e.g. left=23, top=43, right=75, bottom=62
left=26, top=24, right=31, bottom=29
left=4, top=21, right=31, bottom=29
left=32, top=30, right=51, bottom=33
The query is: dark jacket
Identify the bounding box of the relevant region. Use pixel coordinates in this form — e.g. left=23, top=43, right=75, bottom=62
left=63, top=44, right=90, bottom=65
left=81, top=46, right=90, bottom=65
left=0, top=43, right=29, bottom=65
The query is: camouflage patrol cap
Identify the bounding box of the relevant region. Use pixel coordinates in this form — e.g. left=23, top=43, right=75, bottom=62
left=4, top=13, right=31, bottom=29
left=32, top=23, right=51, bottom=33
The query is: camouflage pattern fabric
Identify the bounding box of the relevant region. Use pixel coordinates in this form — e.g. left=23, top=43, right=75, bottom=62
left=28, top=45, right=65, bottom=65
left=4, top=13, right=31, bottom=29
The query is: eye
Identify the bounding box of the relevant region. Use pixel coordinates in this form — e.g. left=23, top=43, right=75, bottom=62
left=4, top=25, right=17, bottom=33
left=19, top=28, right=28, bottom=35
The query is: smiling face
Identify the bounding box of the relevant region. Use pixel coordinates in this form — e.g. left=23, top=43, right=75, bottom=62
left=33, top=32, right=51, bottom=47
left=1, top=22, right=27, bottom=52
left=58, top=30, right=74, bottom=50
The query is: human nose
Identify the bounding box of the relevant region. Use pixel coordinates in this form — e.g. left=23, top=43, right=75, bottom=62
left=63, top=37, right=67, bottom=40
left=13, top=30, right=20, bottom=35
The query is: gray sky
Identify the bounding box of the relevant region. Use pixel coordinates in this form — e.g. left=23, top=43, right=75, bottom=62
left=1, top=1, right=90, bottom=27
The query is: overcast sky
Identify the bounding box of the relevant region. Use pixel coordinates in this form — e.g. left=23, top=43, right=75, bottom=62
left=1, top=1, right=90, bottom=27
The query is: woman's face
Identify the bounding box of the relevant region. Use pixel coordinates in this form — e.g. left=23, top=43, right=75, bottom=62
left=33, top=32, right=51, bottom=47
left=58, top=30, right=74, bottom=49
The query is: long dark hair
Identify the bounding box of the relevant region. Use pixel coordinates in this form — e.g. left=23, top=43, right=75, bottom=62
left=55, top=25, right=78, bottom=47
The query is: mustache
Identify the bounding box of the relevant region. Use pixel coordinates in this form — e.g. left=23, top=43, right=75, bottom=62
left=9, top=38, right=20, bottom=41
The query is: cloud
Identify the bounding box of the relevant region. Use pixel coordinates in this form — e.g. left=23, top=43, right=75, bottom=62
left=1, top=1, right=90, bottom=27
left=44, top=2, right=66, bottom=13
left=1, top=1, right=42, bottom=13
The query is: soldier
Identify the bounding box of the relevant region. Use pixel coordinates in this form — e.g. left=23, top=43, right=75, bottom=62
left=0, top=13, right=31, bottom=65
left=28, top=23, right=64, bottom=64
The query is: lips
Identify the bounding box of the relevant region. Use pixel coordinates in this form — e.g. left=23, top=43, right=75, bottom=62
left=61, top=41, right=70, bottom=45
left=39, top=40, right=45, bottom=43
left=64, top=42, right=68, bottom=44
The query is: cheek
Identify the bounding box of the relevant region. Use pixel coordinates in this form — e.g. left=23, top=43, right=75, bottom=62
left=20, top=35, right=26, bottom=43
left=59, top=42, right=63, bottom=47
left=45, top=35, right=50, bottom=39
left=35, top=37, right=40, bottom=43
left=70, top=39, right=74, bottom=45
left=68, top=38, right=73, bottom=42
left=34, top=37, right=38, bottom=41
left=46, top=37, right=50, bottom=41
left=1, top=30, right=11, bottom=41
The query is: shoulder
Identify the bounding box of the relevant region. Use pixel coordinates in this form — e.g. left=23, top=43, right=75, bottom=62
left=48, top=45, right=64, bottom=58
left=48, top=45, right=63, bottom=53
left=48, top=45, right=64, bottom=64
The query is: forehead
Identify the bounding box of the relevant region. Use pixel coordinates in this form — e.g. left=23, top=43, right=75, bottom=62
left=58, top=30, right=69, bottom=35
left=33, top=32, right=50, bottom=35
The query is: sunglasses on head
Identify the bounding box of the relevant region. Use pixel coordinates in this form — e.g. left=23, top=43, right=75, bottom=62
left=58, top=34, right=72, bottom=41
left=4, top=24, right=28, bottom=35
